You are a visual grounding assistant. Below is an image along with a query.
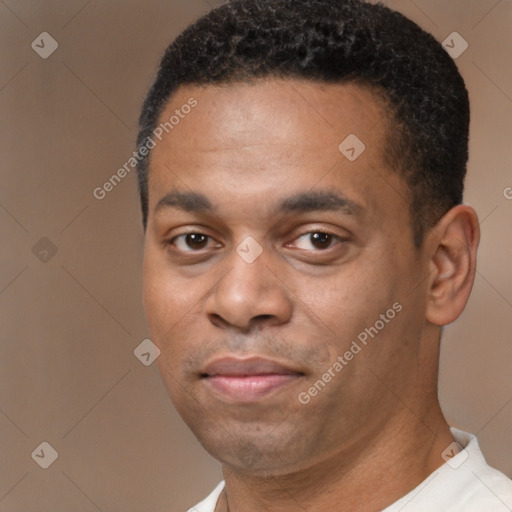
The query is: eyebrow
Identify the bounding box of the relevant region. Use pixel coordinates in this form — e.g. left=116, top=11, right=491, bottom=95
left=154, top=190, right=363, bottom=217
left=155, top=191, right=213, bottom=214
left=279, top=190, right=362, bottom=216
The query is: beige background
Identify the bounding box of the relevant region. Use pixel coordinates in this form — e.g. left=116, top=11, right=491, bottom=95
left=1, top=0, right=511, bottom=510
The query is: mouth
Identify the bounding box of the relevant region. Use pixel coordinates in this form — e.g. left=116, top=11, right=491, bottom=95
left=200, top=356, right=305, bottom=402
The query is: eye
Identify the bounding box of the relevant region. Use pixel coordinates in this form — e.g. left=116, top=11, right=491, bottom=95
left=291, top=231, right=343, bottom=251
left=170, top=233, right=219, bottom=252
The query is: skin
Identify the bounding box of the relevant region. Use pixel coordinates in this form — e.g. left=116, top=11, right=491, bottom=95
left=142, top=79, right=480, bottom=511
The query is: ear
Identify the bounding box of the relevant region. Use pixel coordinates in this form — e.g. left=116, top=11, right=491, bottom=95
left=425, top=205, right=480, bottom=326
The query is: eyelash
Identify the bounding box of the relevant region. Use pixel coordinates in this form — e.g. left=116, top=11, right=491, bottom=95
left=168, top=232, right=220, bottom=252
left=288, top=231, right=343, bottom=251
left=166, top=230, right=345, bottom=253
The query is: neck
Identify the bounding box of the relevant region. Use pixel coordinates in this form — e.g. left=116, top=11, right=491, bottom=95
left=216, top=405, right=454, bottom=512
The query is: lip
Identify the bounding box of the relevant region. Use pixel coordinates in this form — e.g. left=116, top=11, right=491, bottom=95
left=201, top=356, right=304, bottom=402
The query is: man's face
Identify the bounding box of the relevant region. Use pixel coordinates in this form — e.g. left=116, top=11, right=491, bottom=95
left=142, top=80, right=432, bottom=475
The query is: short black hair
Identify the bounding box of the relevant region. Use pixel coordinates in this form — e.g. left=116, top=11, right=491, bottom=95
left=136, top=0, right=469, bottom=246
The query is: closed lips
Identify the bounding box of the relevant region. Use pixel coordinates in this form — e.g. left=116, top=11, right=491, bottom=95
left=199, top=357, right=305, bottom=402
left=201, top=357, right=304, bottom=377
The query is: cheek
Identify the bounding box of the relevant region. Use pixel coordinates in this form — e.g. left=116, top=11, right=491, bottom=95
left=296, top=256, right=399, bottom=339
left=142, top=251, right=194, bottom=349
left=142, top=259, right=200, bottom=403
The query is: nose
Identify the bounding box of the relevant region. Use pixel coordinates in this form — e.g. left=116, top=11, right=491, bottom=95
left=205, top=245, right=293, bottom=332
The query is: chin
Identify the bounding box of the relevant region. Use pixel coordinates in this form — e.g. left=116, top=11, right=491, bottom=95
left=187, top=417, right=314, bottom=476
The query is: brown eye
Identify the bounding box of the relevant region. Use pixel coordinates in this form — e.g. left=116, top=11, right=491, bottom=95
left=293, top=232, right=340, bottom=251
left=310, top=232, right=333, bottom=249
left=185, top=234, right=208, bottom=249
left=171, top=233, right=213, bottom=251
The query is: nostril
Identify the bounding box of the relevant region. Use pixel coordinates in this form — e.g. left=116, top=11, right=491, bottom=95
left=254, top=314, right=273, bottom=322
left=208, top=313, right=229, bottom=328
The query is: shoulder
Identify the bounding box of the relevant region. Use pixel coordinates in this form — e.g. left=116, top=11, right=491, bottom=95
left=385, top=428, right=512, bottom=512
left=188, top=481, right=225, bottom=512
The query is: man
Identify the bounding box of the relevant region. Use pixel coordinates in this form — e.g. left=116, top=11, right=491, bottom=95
left=136, top=0, right=512, bottom=510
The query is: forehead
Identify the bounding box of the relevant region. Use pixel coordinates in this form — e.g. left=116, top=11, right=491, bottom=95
left=147, top=79, right=408, bottom=225
left=154, top=79, right=390, bottom=152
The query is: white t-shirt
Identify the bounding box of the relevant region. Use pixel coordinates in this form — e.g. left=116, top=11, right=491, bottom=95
left=188, top=428, right=512, bottom=512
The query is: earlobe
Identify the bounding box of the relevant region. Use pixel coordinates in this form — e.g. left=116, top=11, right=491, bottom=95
left=425, top=205, right=480, bottom=326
